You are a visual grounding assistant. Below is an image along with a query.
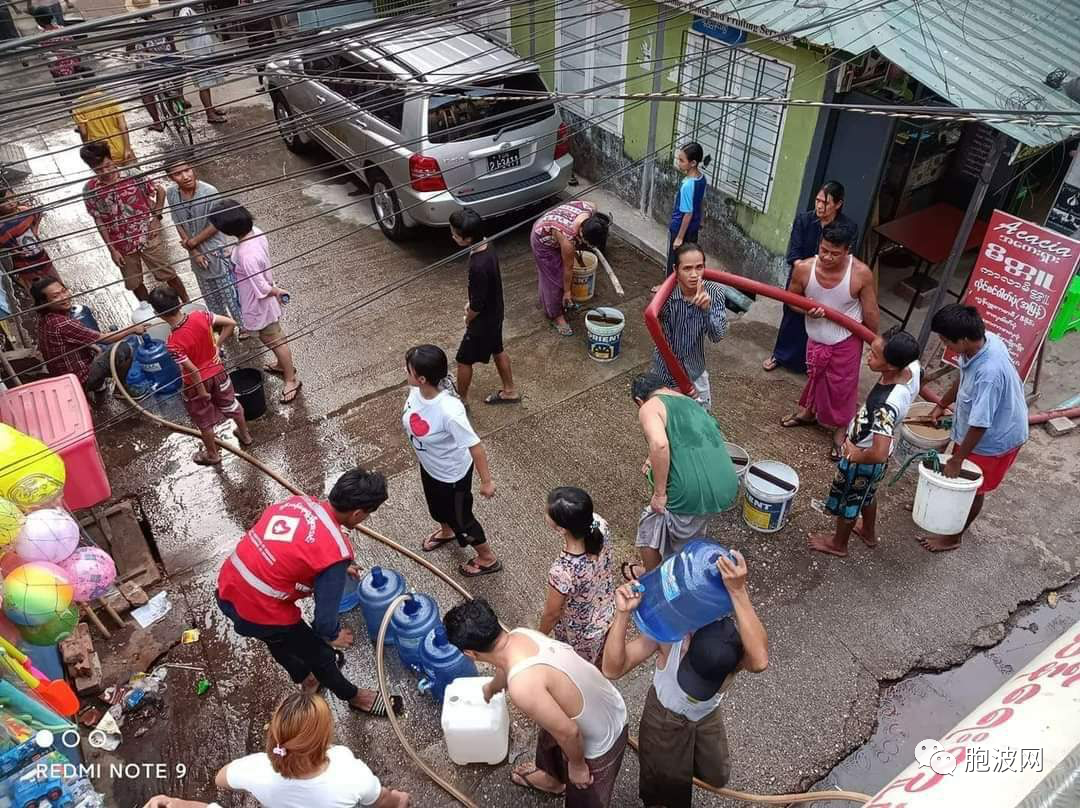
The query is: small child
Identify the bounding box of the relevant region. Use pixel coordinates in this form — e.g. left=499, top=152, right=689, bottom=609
left=538, top=486, right=615, bottom=664
left=808, top=327, right=921, bottom=557
left=659, top=142, right=710, bottom=288
left=148, top=285, right=251, bottom=466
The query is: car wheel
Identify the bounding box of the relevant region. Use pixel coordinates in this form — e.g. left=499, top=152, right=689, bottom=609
left=368, top=170, right=410, bottom=241
left=272, top=96, right=310, bottom=155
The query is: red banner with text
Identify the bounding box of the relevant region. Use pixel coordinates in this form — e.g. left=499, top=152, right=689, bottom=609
left=944, top=210, right=1079, bottom=380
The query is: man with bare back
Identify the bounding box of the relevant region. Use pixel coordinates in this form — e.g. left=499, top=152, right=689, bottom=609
left=445, top=598, right=628, bottom=806
left=781, top=221, right=879, bottom=460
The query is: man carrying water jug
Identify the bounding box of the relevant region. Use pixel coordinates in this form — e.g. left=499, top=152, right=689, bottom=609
left=602, top=551, right=769, bottom=808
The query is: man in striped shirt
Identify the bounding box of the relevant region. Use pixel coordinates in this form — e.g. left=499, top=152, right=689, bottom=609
left=650, top=243, right=727, bottom=410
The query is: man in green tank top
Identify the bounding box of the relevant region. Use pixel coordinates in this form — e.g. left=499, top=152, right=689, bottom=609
left=625, top=373, right=740, bottom=577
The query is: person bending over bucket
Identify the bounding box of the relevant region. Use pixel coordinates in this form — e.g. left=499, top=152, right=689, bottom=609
left=602, top=551, right=768, bottom=808
left=444, top=598, right=629, bottom=806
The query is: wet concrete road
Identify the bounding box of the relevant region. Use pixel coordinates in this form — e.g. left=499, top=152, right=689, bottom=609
left=5, top=65, right=1080, bottom=808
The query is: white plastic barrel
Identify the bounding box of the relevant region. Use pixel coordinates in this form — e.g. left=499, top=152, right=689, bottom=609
left=725, top=442, right=750, bottom=488
left=441, top=676, right=509, bottom=765
left=895, top=401, right=951, bottom=464
left=912, top=454, right=982, bottom=534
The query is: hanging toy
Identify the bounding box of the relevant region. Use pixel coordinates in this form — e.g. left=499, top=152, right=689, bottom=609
left=0, top=425, right=66, bottom=510
left=3, top=562, right=74, bottom=626
left=18, top=604, right=79, bottom=646
left=59, top=547, right=117, bottom=602
left=14, top=509, right=80, bottom=565
left=0, top=499, right=24, bottom=547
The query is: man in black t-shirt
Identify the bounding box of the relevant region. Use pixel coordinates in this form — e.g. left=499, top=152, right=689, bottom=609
left=450, top=208, right=519, bottom=405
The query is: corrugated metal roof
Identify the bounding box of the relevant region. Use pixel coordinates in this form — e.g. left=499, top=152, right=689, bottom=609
left=682, top=0, right=1080, bottom=147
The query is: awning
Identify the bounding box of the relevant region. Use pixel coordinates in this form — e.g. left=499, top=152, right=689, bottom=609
left=672, top=0, right=1080, bottom=148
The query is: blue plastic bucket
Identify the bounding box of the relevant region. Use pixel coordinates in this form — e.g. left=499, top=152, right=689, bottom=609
left=585, top=307, right=625, bottom=363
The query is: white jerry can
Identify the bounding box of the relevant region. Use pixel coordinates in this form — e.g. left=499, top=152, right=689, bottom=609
left=441, top=676, right=509, bottom=765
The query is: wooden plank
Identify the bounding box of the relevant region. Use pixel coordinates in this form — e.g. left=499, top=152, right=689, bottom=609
left=79, top=500, right=160, bottom=588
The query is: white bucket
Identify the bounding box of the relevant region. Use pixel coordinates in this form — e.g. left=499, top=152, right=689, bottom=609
left=913, top=454, right=983, bottom=534
left=584, top=307, right=625, bottom=363
left=571, top=251, right=598, bottom=303
left=726, top=442, right=750, bottom=487
left=895, top=401, right=951, bottom=464
left=742, top=460, right=799, bottom=533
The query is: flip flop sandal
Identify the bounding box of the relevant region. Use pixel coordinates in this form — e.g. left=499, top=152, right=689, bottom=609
left=762, top=356, right=779, bottom=372
left=550, top=322, right=574, bottom=337
left=460, top=559, right=503, bottom=577
left=191, top=450, right=221, bottom=467
left=620, top=561, right=644, bottom=582
left=280, top=381, right=303, bottom=404
left=264, top=364, right=285, bottom=376
left=484, top=391, right=521, bottom=405
left=829, top=445, right=843, bottom=462
left=421, top=530, right=456, bottom=552
left=350, top=691, right=404, bottom=718
left=334, top=650, right=346, bottom=669
left=780, top=413, right=817, bottom=428
left=511, top=766, right=566, bottom=796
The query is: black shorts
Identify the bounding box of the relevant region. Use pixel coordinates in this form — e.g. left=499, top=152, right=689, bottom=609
left=419, top=464, right=487, bottom=546
left=456, top=324, right=504, bottom=365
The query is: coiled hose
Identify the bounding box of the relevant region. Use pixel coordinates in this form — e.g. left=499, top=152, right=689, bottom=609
left=110, top=344, right=872, bottom=806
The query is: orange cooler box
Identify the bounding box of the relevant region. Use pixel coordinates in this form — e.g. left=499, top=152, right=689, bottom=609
left=0, top=374, right=111, bottom=510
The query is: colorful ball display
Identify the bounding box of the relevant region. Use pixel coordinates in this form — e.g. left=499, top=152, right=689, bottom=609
left=14, top=508, right=80, bottom=565
left=0, top=499, right=24, bottom=547
left=18, top=603, right=78, bottom=646
left=3, top=562, right=73, bottom=626
left=0, top=425, right=66, bottom=510
left=58, top=547, right=117, bottom=603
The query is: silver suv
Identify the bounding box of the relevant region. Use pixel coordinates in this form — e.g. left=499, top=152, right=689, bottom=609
left=267, top=22, right=574, bottom=240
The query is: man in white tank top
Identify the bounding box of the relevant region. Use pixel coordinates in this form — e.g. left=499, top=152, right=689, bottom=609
left=444, top=598, right=628, bottom=807
left=602, top=552, right=769, bottom=808
left=782, top=221, right=879, bottom=460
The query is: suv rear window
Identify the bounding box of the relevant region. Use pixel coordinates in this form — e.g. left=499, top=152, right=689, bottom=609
left=427, top=71, right=555, bottom=144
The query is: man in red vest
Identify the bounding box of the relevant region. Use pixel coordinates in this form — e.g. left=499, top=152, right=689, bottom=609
left=217, top=468, right=401, bottom=716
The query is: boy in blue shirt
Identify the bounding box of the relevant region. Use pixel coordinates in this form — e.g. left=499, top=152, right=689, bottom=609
left=657, top=143, right=709, bottom=290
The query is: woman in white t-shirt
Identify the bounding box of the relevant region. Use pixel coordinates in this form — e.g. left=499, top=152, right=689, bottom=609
left=403, top=344, right=501, bottom=577
left=143, top=692, right=410, bottom=808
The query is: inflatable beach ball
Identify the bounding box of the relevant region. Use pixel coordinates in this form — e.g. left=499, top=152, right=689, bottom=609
left=59, top=547, right=117, bottom=603
left=0, top=499, right=24, bottom=547
left=14, top=508, right=80, bottom=565
left=3, top=562, right=73, bottom=626
left=18, top=603, right=79, bottom=646
left=0, top=425, right=66, bottom=510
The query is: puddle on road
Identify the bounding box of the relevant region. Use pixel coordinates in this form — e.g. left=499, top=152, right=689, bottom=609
left=809, top=582, right=1080, bottom=807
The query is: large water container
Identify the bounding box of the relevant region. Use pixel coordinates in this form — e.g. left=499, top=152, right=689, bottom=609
left=633, top=539, right=736, bottom=643
left=71, top=304, right=100, bottom=333
left=391, top=593, right=441, bottom=673
left=122, top=335, right=153, bottom=397
left=357, top=566, right=406, bottom=645
left=131, top=300, right=208, bottom=344
left=134, top=335, right=181, bottom=396
left=441, top=676, right=509, bottom=765
left=418, top=626, right=477, bottom=703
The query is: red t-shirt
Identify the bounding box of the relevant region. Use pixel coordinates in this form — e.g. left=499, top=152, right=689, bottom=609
left=166, top=310, right=224, bottom=387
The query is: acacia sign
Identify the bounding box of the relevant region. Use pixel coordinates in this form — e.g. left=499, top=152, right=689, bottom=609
left=944, top=211, right=1080, bottom=380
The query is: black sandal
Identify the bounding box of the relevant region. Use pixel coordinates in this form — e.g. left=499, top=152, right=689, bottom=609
left=350, top=691, right=404, bottom=718
left=620, top=561, right=644, bottom=582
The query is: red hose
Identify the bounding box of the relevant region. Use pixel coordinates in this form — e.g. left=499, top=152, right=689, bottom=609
left=644, top=270, right=1080, bottom=425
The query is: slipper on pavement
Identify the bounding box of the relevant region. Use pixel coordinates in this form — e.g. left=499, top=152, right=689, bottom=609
left=484, top=391, right=521, bottom=405
left=460, top=559, right=502, bottom=577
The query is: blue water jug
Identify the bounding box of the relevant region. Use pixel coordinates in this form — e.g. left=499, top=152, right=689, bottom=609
left=122, top=335, right=153, bottom=397
left=134, top=335, right=182, bottom=396
left=418, top=625, right=477, bottom=703
left=391, top=593, right=441, bottom=673
left=358, top=566, right=406, bottom=645
left=632, top=539, right=736, bottom=643
left=339, top=577, right=361, bottom=614
left=71, top=303, right=101, bottom=332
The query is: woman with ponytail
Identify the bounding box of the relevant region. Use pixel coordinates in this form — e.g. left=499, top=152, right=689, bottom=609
left=538, top=486, right=616, bottom=663
left=211, top=692, right=411, bottom=806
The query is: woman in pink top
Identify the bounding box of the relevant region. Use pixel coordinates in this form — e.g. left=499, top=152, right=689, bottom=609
left=209, top=200, right=302, bottom=404
left=530, top=201, right=611, bottom=336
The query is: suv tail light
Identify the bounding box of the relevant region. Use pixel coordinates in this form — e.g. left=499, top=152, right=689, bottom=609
left=553, top=122, right=571, bottom=159
left=409, top=154, right=447, bottom=192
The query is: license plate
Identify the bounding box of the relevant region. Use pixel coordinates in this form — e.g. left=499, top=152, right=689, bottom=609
left=487, top=150, right=520, bottom=172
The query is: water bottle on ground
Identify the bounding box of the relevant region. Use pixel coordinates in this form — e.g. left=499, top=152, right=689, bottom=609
left=357, top=566, right=406, bottom=645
